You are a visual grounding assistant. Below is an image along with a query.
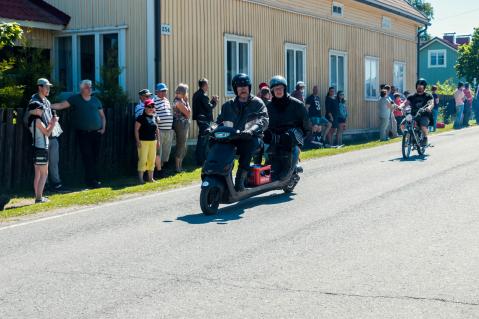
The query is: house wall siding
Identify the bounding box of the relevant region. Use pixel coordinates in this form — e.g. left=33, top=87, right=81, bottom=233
left=420, top=41, right=461, bottom=85
left=45, top=0, right=149, bottom=98
left=161, top=0, right=418, bottom=136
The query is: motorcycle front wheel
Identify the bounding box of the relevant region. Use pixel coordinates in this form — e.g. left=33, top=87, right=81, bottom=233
left=402, top=132, right=412, bottom=159
left=200, top=185, right=222, bottom=215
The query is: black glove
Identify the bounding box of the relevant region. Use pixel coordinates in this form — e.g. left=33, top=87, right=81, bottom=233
left=239, top=129, right=254, bottom=140
left=279, top=132, right=294, bottom=148
left=263, top=130, right=273, bottom=144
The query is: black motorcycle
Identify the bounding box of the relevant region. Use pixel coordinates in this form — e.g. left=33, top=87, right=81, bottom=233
left=200, top=125, right=302, bottom=215
left=401, top=107, right=428, bottom=159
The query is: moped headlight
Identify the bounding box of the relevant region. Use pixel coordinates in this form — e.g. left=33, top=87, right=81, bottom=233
left=214, top=132, right=231, bottom=139
left=405, top=114, right=413, bottom=121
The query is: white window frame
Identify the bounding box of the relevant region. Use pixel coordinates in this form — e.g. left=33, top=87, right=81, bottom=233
left=393, top=61, right=406, bottom=94
left=332, top=2, right=344, bottom=17
left=53, top=26, right=126, bottom=93
left=284, top=43, right=307, bottom=94
left=224, top=34, right=253, bottom=96
left=364, top=56, right=379, bottom=101
left=329, top=50, right=348, bottom=97
left=382, top=16, right=392, bottom=30
left=428, top=49, right=447, bottom=68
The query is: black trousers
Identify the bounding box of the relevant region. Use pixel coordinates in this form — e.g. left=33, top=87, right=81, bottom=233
left=77, top=130, right=102, bottom=185
left=235, top=137, right=261, bottom=170
left=195, top=120, right=210, bottom=166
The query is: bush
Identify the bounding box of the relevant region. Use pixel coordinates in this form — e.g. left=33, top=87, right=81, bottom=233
left=95, top=50, right=129, bottom=107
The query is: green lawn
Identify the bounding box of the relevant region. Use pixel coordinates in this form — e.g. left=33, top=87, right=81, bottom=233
left=0, top=122, right=463, bottom=220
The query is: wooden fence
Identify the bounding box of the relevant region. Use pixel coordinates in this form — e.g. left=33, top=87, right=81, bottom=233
left=0, top=104, right=138, bottom=192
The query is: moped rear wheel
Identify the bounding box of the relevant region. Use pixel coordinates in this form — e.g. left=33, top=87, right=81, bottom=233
left=200, top=186, right=221, bottom=215
left=402, top=132, right=412, bottom=159
left=283, top=174, right=300, bottom=193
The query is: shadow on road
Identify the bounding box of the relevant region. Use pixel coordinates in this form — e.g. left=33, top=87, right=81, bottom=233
left=388, top=154, right=429, bottom=162
left=175, top=192, right=295, bottom=225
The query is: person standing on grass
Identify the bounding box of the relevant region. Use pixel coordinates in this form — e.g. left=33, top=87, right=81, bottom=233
left=378, top=89, right=393, bottom=141
left=291, top=81, right=306, bottom=102
left=453, top=82, right=466, bottom=129
left=336, top=91, right=348, bottom=146
left=28, top=102, right=58, bottom=203
left=430, top=85, right=440, bottom=132
left=135, top=99, right=160, bottom=184
left=51, top=80, right=106, bottom=189
left=325, top=87, right=339, bottom=146
left=463, top=83, right=474, bottom=127
left=393, top=93, right=404, bottom=134
left=27, top=78, right=64, bottom=192
left=172, top=84, right=192, bottom=173
left=135, top=89, right=153, bottom=119
left=154, top=83, right=174, bottom=177
left=192, top=78, right=218, bottom=166
left=305, top=85, right=331, bottom=146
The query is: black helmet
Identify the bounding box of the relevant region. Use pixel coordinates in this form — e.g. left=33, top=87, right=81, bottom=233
left=416, top=78, right=428, bottom=88
left=232, top=73, right=252, bottom=95
left=270, top=75, right=288, bottom=91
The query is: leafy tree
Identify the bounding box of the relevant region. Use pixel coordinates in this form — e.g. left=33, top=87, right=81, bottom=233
left=0, top=23, right=22, bottom=49
left=455, top=28, right=479, bottom=84
left=0, top=23, right=24, bottom=108
left=406, top=0, right=434, bottom=40
left=95, top=50, right=129, bottom=107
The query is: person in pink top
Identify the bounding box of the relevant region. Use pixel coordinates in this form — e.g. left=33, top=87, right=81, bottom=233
left=453, top=82, right=465, bottom=129
left=463, top=83, right=474, bottom=127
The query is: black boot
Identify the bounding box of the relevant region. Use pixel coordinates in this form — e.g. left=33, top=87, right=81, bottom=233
left=234, top=169, right=248, bottom=192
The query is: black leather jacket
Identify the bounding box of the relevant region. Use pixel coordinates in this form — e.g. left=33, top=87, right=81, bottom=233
left=266, top=95, right=312, bottom=137
left=192, top=88, right=217, bottom=122
left=216, top=95, right=269, bottom=137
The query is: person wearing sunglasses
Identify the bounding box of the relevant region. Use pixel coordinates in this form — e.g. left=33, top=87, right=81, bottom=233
left=135, top=99, right=160, bottom=184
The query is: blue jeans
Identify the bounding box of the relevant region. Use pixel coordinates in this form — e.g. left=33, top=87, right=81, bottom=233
left=430, top=109, right=439, bottom=132
left=454, top=104, right=464, bottom=129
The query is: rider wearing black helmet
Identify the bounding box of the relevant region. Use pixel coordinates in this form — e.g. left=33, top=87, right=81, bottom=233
left=216, top=73, right=269, bottom=191
left=264, top=75, right=311, bottom=180
left=401, top=78, right=434, bottom=146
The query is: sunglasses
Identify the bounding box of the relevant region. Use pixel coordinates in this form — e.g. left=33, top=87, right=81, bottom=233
left=145, top=105, right=155, bottom=109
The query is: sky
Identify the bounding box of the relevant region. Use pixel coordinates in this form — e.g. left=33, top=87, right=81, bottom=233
left=427, top=0, right=479, bottom=37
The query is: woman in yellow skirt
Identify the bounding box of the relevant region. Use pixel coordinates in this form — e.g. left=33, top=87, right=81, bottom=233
left=135, top=99, right=160, bottom=184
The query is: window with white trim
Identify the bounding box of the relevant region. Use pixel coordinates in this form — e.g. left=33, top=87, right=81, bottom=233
left=393, top=61, right=406, bottom=94
left=428, top=49, right=446, bottom=68
left=332, top=2, right=344, bottom=17
left=225, top=35, right=252, bottom=95
left=365, top=57, right=379, bottom=100
left=54, top=29, right=125, bottom=93
left=285, top=43, right=306, bottom=94
left=382, top=16, right=392, bottom=29
left=329, top=50, right=348, bottom=95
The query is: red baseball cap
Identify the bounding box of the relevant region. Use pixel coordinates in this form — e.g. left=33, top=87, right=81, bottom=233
left=258, top=82, right=269, bottom=90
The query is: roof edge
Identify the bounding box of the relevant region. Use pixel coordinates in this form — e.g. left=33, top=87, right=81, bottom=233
left=420, top=37, right=458, bottom=52
left=355, top=0, right=430, bottom=25
left=30, top=0, right=71, bottom=25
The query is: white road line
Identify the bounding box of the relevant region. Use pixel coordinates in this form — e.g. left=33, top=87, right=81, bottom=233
left=0, top=184, right=199, bottom=231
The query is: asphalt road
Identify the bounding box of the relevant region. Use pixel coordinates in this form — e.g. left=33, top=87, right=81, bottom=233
left=1, top=127, right=479, bottom=319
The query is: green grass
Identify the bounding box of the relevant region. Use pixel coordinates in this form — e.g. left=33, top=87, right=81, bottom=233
left=0, top=121, right=467, bottom=220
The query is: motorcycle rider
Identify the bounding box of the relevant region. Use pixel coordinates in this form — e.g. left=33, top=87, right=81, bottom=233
left=400, top=78, right=434, bottom=147
left=216, top=73, right=269, bottom=191
left=264, top=75, right=311, bottom=181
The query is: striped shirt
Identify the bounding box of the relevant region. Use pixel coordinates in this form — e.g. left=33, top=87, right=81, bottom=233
left=154, top=96, right=174, bottom=130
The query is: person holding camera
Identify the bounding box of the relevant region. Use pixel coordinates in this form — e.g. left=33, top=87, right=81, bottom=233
left=28, top=95, right=58, bottom=203
left=27, top=78, right=64, bottom=192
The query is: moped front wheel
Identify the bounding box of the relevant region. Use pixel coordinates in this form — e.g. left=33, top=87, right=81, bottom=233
left=200, top=185, right=222, bottom=215
left=402, top=132, right=412, bottom=159
left=283, top=174, right=300, bottom=194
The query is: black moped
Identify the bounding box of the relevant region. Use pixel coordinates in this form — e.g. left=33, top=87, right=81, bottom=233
left=200, top=126, right=302, bottom=215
